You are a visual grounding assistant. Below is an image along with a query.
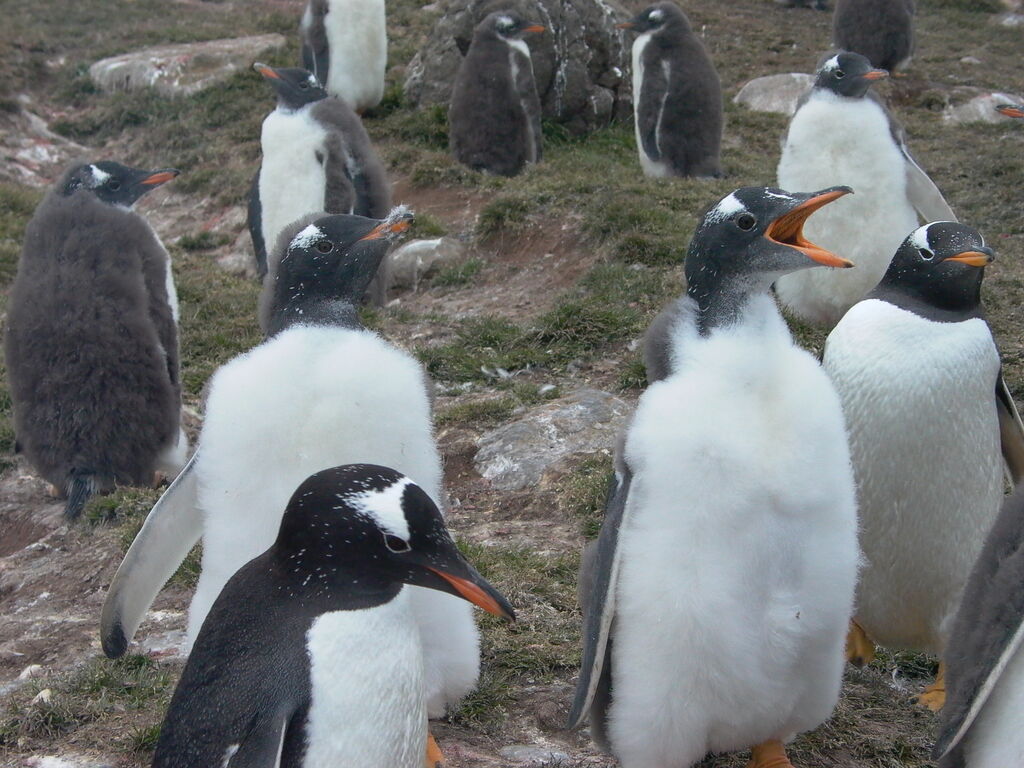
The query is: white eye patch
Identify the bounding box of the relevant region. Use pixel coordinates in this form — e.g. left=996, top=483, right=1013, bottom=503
left=89, top=165, right=111, bottom=188
left=648, top=8, right=664, bottom=21
left=704, top=192, right=746, bottom=224
left=291, top=224, right=324, bottom=251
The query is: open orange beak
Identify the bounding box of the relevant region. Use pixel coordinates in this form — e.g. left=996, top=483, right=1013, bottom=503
left=944, top=250, right=992, bottom=267
left=862, top=69, right=889, bottom=81
left=998, top=105, right=1024, bottom=118
left=428, top=567, right=515, bottom=620
left=253, top=62, right=280, bottom=80
left=766, top=188, right=854, bottom=268
left=141, top=170, right=179, bottom=186
left=523, top=24, right=545, bottom=34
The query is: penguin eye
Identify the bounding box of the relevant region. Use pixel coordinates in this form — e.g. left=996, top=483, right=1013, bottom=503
left=316, top=240, right=334, bottom=254
left=383, top=534, right=411, bottom=553
left=834, top=69, right=846, bottom=80
left=918, top=248, right=934, bottom=261
left=299, top=81, right=310, bottom=90
left=736, top=213, right=757, bottom=231
left=107, top=180, right=121, bottom=191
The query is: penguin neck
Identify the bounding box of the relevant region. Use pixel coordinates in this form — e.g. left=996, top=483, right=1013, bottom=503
left=868, top=277, right=984, bottom=324
left=687, top=271, right=771, bottom=336
left=268, top=297, right=363, bottom=337
left=271, top=550, right=402, bottom=609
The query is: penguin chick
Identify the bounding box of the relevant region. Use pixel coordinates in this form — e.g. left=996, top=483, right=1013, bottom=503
left=618, top=2, right=723, bottom=179
left=570, top=186, right=860, bottom=768
left=248, top=64, right=391, bottom=305
left=5, top=161, right=188, bottom=518
left=776, top=51, right=956, bottom=327
left=449, top=12, right=545, bottom=177
left=832, top=0, right=915, bottom=73
left=935, top=482, right=1024, bottom=768
left=102, top=209, right=486, bottom=721
left=824, top=222, right=1024, bottom=710
left=300, top=0, right=386, bottom=113
left=151, top=463, right=514, bottom=768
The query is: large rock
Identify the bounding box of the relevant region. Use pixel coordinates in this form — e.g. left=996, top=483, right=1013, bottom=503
left=474, top=388, right=629, bottom=491
left=388, top=237, right=467, bottom=290
left=89, top=34, right=287, bottom=97
left=0, top=101, right=90, bottom=187
left=404, top=0, right=632, bottom=135
left=733, top=73, right=814, bottom=116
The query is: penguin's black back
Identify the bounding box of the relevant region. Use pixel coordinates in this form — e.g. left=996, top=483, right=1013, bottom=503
left=449, top=30, right=537, bottom=177
left=4, top=186, right=180, bottom=493
left=832, top=0, right=915, bottom=72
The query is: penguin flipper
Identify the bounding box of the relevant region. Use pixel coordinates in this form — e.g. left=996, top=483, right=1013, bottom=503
left=512, top=51, right=543, bottom=164
left=643, top=297, right=691, bottom=383
left=100, top=451, right=202, bottom=658
left=567, top=459, right=633, bottom=729
left=889, top=118, right=957, bottom=223
left=248, top=171, right=268, bottom=278
left=224, top=707, right=293, bottom=768
left=996, top=373, right=1024, bottom=484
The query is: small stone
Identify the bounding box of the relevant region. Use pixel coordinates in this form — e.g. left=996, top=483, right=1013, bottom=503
left=31, top=688, right=52, bottom=705
left=733, top=73, right=814, bottom=116
left=387, top=237, right=467, bottom=290
left=999, top=12, right=1024, bottom=25
left=960, top=56, right=982, bottom=65
left=18, top=664, right=44, bottom=680
left=89, top=34, right=287, bottom=97
left=498, top=745, right=571, bottom=765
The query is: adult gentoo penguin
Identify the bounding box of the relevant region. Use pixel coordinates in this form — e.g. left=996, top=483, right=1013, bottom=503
left=823, top=222, right=1024, bottom=710
left=832, top=0, right=915, bottom=73
left=569, top=186, right=860, bottom=768
left=618, top=2, right=723, bottom=178
left=102, top=209, right=485, bottom=727
left=248, top=64, right=390, bottom=304
left=449, top=12, right=544, bottom=177
left=300, top=0, right=385, bottom=113
left=934, top=483, right=1024, bottom=768
left=776, top=51, right=956, bottom=326
left=151, top=463, right=514, bottom=768
left=5, top=161, right=188, bottom=518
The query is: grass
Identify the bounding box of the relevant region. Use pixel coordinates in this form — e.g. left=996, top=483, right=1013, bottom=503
left=557, top=454, right=614, bottom=539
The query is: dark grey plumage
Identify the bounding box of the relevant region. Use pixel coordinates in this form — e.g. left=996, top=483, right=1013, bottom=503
left=449, top=12, right=544, bottom=177
left=5, top=162, right=183, bottom=518
left=622, top=2, right=723, bottom=178
left=300, top=0, right=331, bottom=85
left=832, top=0, right=915, bottom=72
left=935, top=483, right=1024, bottom=766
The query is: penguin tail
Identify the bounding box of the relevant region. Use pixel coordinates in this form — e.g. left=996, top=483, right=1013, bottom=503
left=64, top=471, right=98, bottom=520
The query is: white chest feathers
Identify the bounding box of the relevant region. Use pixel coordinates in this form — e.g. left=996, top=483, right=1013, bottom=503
left=505, top=38, right=537, bottom=163
left=775, top=93, right=918, bottom=325
left=630, top=31, right=671, bottom=178
left=258, top=107, right=332, bottom=259
left=304, top=591, right=426, bottom=768
left=321, top=0, right=386, bottom=111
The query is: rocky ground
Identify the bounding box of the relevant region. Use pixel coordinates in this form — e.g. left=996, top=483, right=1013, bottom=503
left=0, top=0, right=1022, bottom=766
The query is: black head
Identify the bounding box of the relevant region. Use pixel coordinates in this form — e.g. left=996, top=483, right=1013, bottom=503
left=262, top=207, right=413, bottom=335
left=275, top=463, right=515, bottom=619
left=60, top=162, right=179, bottom=207
left=997, top=104, right=1024, bottom=119
left=871, top=222, right=992, bottom=317
left=478, top=11, right=546, bottom=41
left=617, top=2, right=688, bottom=34
left=254, top=63, right=327, bottom=109
left=814, top=52, right=888, bottom=98
left=686, top=186, right=854, bottom=332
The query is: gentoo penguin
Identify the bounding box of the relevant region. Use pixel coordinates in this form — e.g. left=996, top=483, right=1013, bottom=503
left=823, top=222, right=1024, bottom=710
left=618, top=2, right=723, bottom=179
left=152, top=463, right=514, bottom=768
left=102, top=209, right=484, bottom=725
left=248, top=64, right=391, bottom=305
left=5, top=161, right=188, bottom=518
left=934, top=483, right=1024, bottom=768
left=997, top=103, right=1024, bottom=118
left=300, top=0, right=386, bottom=113
left=569, top=186, right=860, bottom=768
left=449, top=12, right=544, bottom=177
left=832, top=0, right=915, bottom=72
left=776, top=51, right=957, bottom=327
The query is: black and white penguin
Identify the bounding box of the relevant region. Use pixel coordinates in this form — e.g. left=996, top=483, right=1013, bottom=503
left=248, top=64, right=391, bottom=304
left=776, top=51, right=957, bottom=326
left=569, top=186, right=860, bottom=768
left=5, top=161, right=188, bottom=518
left=618, top=2, right=723, bottom=179
left=102, top=209, right=486, bottom=730
left=449, top=12, right=545, bottom=177
left=934, top=483, right=1024, bottom=768
left=823, top=222, right=1024, bottom=710
left=151, top=463, right=514, bottom=768
left=832, top=0, right=915, bottom=73
left=300, top=0, right=386, bottom=113
left=997, top=103, right=1024, bottom=118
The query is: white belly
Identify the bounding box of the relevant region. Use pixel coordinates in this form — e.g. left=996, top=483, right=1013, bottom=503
left=631, top=32, right=670, bottom=178
left=824, top=300, right=1003, bottom=653
left=304, top=592, right=425, bottom=768
left=323, top=0, right=386, bottom=111
left=776, top=94, right=919, bottom=326
left=259, top=108, right=330, bottom=263
left=608, top=300, right=859, bottom=766
left=965, top=642, right=1024, bottom=768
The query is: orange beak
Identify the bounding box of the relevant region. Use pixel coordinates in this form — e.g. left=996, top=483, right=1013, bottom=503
left=997, top=105, right=1024, bottom=118
left=862, top=69, right=889, bottom=81
left=616, top=21, right=635, bottom=28
left=359, top=214, right=413, bottom=241
left=428, top=567, right=515, bottom=620
left=766, top=188, right=854, bottom=268
left=140, top=170, right=179, bottom=186
left=253, top=62, right=280, bottom=80
left=522, top=24, right=545, bottom=34
left=944, top=250, right=992, bottom=267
